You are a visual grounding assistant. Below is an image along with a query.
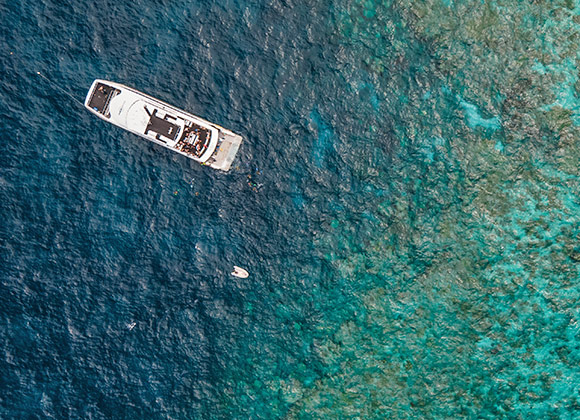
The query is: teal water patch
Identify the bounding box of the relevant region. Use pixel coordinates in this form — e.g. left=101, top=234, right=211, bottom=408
left=532, top=58, right=580, bottom=125
left=459, top=97, right=501, bottom=130
left=443, top=86, right=502, bottom=131
left=309, top=108, right=334, bottom=167
left=419, top=136, right=446, bottom=162
left=358, top=82, right=381, bottom=112
left=363, top=0, right=376, bottom=18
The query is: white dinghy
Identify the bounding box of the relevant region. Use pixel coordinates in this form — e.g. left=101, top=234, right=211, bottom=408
left=231, top=266, right=249, bottom=278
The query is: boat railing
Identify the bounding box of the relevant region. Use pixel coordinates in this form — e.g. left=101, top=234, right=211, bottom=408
left=102, top=89, right=120, bottom=117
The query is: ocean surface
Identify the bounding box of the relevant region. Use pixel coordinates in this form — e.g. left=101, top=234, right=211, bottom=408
left=1, top=0, right=580, bottom=418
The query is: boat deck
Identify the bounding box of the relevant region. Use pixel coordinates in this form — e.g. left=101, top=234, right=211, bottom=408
left=175, top=124, right=212, bottom=157
left=144, top=108, right=179, bottom=141
left=87, top=83, right=119, bottom=116
left=205, top=131, right=243, bottom=171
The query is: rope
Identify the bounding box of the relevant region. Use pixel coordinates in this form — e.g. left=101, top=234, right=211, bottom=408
left=36, top=71, right=86, bottom=108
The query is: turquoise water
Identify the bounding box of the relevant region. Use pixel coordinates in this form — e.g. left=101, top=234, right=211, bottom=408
left=1, top=0, right=580, bottom=418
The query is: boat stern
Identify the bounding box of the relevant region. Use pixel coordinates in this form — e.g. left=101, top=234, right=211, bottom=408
left=207, top=131, right=243, bottom=171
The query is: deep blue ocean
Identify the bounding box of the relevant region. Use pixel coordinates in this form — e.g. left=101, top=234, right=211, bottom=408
left=2, top=0, right=580, bottom=419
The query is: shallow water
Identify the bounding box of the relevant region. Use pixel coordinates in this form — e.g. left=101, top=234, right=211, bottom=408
left=1, top=0, right=579, bottom=418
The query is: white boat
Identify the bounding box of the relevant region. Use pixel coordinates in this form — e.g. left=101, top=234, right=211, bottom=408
left=84, top=80, right=242, bottom=171
left=231, top=266, right=249, bottom=278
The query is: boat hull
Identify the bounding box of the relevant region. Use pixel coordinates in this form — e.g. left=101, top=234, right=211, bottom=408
left=84, top=79, right=242, bottom=171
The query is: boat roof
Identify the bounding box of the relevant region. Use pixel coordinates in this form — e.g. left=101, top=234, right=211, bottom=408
left=114, top=98, right=181, bottom=141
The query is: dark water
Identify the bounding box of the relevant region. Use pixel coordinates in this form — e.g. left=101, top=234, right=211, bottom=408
left=1, top=0, right=580, bottom=418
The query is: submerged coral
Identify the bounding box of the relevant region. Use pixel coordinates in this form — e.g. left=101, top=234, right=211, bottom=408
left=222, top=0, right=580, bottom=418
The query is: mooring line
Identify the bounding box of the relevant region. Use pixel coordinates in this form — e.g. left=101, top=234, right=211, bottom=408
left=36, top=71, right=86, bottom=108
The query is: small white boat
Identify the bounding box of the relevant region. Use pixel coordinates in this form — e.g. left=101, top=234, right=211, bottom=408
left=84, top=80, right=242, bottom=171
left=231, top=266, right=249, bottom=278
